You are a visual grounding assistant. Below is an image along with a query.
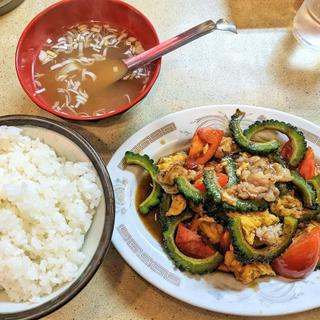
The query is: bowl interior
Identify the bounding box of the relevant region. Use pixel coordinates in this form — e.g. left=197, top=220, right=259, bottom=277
left=0, top=120, right=112, bottom=317
left=16, top=0, right=160, bottom=120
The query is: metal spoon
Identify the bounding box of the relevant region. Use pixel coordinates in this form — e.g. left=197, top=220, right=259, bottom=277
left=58, top=19, right=237, bottom=87
left=124, top=19, right=237, bottom=72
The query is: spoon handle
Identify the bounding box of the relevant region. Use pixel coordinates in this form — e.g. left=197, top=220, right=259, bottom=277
left=123, top=19, right=237, bottom=71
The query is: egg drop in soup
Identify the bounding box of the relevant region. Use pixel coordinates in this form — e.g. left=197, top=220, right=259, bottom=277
left=34, top=23, right=150, bottom=117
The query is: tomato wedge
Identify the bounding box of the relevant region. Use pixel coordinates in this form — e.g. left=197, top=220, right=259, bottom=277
left=280, top=142, right=315, bottom=179
left=216, top=173, right=228, bottom=188
left=189, top=219, right=202, bottom=232
left=194, top=181, right=207, bottom=192
left=188, top=128, right=224, bottom=165
left=271, top=227, right=320, bottom=279
left=297, top=147, right=316, bottom=180
left=197, top=128, right=223, bottom=144
left=280, top=140, right=293, bottom=162
left=175, top=223, right=215, bottom=259
left=189, top=132, right=205, bottom=159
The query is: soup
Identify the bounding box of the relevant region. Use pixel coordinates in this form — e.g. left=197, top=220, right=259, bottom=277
left=34, top=23, right=150, bottom=117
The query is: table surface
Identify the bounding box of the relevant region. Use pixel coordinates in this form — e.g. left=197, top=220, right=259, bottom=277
left=1, top=0, right=320, bottom=319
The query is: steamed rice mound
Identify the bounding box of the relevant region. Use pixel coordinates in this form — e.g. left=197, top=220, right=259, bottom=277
left=0, top=126, right=102, bottom=302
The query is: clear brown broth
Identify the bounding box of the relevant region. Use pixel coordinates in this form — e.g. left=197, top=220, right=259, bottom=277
left=33, top=23, right=150, bottom=117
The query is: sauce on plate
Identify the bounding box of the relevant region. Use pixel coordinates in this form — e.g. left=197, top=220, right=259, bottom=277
left=135, top=173, right=161, bottom=242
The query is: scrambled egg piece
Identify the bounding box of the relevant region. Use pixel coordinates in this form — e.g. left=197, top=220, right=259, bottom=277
left=236, top=161, right=249, bottom=177
left=270, top=191, right=311, bottom=219
left=198, top=216, right=224, bottom=244
left=215, top=137, right=239, bottom=159
left=166, top=194, right=186, bottom=216
left=157, top=152, right=187, bottom=172
left=227, top=210, right=279, bottom=245
left=219, top=247, right=275, bottom=284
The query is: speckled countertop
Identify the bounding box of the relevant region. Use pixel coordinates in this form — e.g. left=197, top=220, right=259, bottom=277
left=1, top=0, right=320, bottom=319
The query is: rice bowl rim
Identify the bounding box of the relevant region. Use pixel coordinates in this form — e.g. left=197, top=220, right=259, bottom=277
left=0, top=114, right=115, bottom=320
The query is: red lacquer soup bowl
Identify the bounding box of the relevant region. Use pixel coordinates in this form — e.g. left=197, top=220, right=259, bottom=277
left=16, top=0, right=161, bottom=121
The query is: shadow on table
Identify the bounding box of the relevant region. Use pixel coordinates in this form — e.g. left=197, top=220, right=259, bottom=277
left=60, top=107, right=137, bottom=163
left=270, top=32, right=320, bottom=94
left=100, top=247, right=320, bottom=320
left=100, top=246, right=216, bottom=319
left=101, top=245, right=151, bottom=305
left=227, top=0, right=303, bottom=29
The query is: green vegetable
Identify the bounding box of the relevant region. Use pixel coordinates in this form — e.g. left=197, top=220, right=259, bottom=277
left=309, top=175, right=320, bottom=207
left=222, top=199, right=269, bottom=212
left=228, top=216, right=298, bottom=263
left=268, top=153, right=288, bottom=168
left=203, top=170, right=268, bottom=212
left=203, top=157, right=266, bottom=212
left=270, top=204, right=317, bottom=222
left=275, top=182, right=290, bottom=196
left=124, top=151, right=162, bottom=214
left=229, top=109, right=281, bottom=155
left=158, top=193, right=173, bottom=230
left=229, top=109, right=307, bottom=166
left=203, top=199, right=220, bottom=217
left=175, top=176, right=204, bottom=204
left=221, top=156, right=238, bottom=188
left=203, top=170, right=222, bottom=204
left=158, top=194, right=223, bottom=274
left=244, top=118, right=306, bottom=167
left=270, top=190, right=318, bottom=222
left=161, top=212, right=224, bottom=274
left=290, top=171, right=316, bottom=209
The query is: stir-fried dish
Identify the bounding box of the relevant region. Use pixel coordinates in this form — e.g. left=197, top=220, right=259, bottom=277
left=124, top=109, right=320, bottom=284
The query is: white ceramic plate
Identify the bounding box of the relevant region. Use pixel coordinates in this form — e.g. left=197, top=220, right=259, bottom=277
left=108, top=105, right=320, bottom=316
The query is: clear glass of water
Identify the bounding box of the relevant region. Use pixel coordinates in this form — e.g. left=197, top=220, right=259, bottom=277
left=293, top=0, right=320, bottom=50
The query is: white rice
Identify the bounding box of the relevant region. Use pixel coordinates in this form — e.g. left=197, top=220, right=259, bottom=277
left=0, top=126, right=102, bottom=302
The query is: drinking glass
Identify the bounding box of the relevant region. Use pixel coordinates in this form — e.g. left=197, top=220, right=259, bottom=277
left=293, top=0, right=320, bottom=50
